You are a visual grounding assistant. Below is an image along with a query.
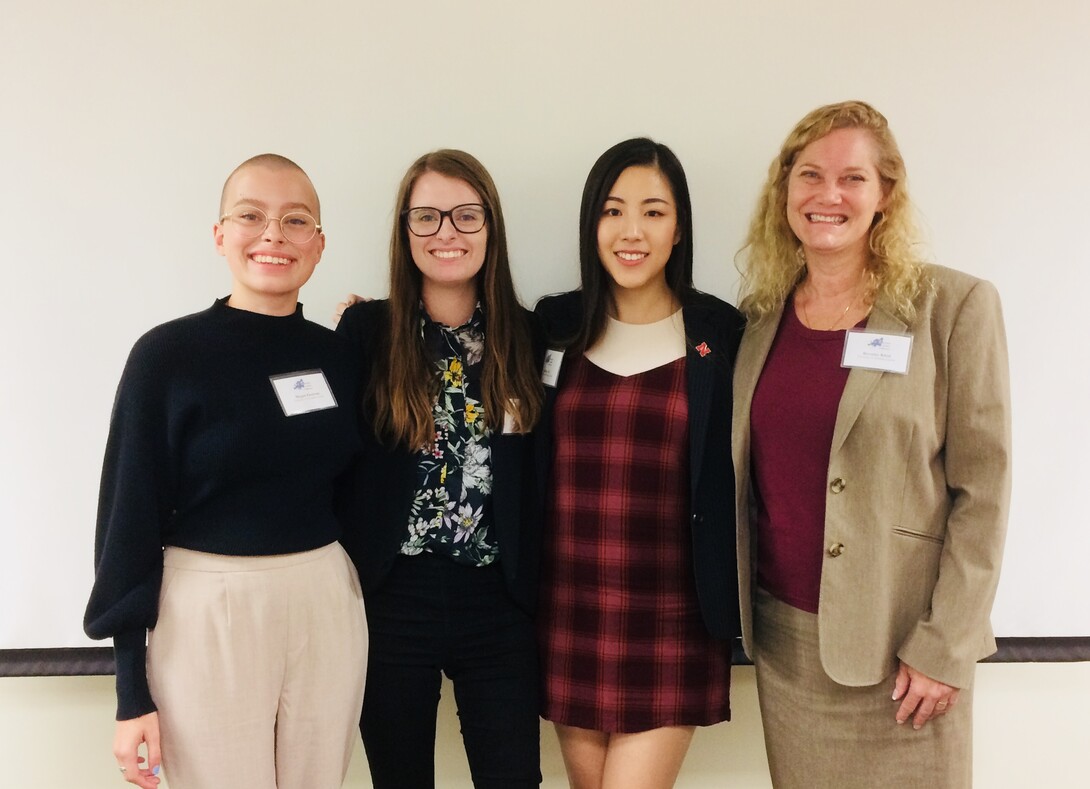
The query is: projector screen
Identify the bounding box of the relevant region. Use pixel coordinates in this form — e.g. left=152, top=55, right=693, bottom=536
left=2, top=1, right=1088, bottom=652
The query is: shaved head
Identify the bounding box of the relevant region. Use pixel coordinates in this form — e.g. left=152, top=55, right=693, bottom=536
left=220, top=154, right=320, bottom=219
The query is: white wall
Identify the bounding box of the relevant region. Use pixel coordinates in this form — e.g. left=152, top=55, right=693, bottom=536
left=2, top=3, right=1089, bottom=781
left=4, top=0, right=1088, bottom=650
left=2, top=664, right=1087, bottom=788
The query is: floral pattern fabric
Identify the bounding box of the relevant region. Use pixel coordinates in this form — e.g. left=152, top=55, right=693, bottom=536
left=400, top=305, right=496, bottom=566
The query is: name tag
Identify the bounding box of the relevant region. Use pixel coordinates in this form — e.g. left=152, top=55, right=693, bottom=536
left=500, top=398, right=521, bottom=434
left=269, top=370, right=339, bottom=416
left=842, top=330, right=913, bottom=375
left=541, top=349, right=563, bottom=388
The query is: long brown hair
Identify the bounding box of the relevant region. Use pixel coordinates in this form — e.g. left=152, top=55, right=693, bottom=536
left=369, top=149, right=543, bottom=449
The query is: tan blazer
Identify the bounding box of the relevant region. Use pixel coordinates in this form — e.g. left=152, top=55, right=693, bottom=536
left=732, top=264, right=1011, bottom=689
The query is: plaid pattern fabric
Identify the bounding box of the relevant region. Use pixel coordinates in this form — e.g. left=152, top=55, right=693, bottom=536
left=539, top=356, right=731, bottom=732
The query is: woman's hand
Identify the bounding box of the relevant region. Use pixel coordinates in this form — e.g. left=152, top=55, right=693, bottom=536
left=333, top=293, right=367, bottom=325
left=892, top=661, right=960, bottom=729
left=113, top=712, right=161, bottom=788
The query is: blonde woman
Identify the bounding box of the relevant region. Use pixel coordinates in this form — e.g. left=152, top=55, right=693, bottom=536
left=733, top=101, right=1011, bottom=788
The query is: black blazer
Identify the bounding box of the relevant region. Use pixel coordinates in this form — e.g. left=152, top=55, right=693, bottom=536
left=336, top=299, right=544, bottom=614
left=534, top=290, right=745, bottom=639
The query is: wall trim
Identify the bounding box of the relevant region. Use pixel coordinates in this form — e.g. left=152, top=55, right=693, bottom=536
left=2, top=638, right=1088, bottom=678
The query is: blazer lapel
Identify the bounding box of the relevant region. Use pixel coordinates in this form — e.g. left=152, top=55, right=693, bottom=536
left=829, top=305, right=908, bottom=455
left=731, top=303, right=782, bottom=474
left=684, top=305, right=716, bottom=491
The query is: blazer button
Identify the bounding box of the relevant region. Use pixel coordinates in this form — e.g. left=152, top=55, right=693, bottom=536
left=827, top=542, right=845, bottom=557
left=829, top=477, right=846, bottom=494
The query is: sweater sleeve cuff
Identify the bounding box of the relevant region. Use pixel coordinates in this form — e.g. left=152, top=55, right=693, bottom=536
left=113, top=630, right=156, bottom=721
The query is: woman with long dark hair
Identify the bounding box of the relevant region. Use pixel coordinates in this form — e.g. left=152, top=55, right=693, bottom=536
left=536, top=138, right=744, bottom=789
left=336, top=149, right=545, bottom=789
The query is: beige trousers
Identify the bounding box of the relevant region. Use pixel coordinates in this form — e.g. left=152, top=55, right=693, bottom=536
left=147, top=542, right=367, bottom=789
left=753, top=588, right=972, bottom=789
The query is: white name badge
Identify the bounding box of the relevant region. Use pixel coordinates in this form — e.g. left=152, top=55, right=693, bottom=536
left=269, top=369, right=339, bottom=416
left=842, top=330, right=913, bottom=375
left=541, top=349, right=564, bottom=388
left=502, top=398, right=521, bottom=434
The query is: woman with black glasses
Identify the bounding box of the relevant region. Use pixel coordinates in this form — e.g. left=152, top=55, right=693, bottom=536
left=336, top=149, right=545, bottom=789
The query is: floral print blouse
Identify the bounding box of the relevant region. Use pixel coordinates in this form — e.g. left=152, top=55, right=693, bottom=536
left=400, top=304, right=496, bottom=566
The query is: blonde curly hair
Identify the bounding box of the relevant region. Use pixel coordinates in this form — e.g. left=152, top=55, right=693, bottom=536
left=736, top=100, right=930, bottom=324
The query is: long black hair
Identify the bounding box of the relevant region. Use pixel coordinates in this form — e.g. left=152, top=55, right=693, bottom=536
left=571, top=137, right=695, bottom=351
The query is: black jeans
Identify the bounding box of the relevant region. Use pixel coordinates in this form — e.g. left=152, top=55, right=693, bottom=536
left=360, top=552, right=541, bottom=789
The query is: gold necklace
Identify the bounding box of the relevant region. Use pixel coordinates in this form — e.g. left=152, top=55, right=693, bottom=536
left=800, top=287, right=857, bottom=331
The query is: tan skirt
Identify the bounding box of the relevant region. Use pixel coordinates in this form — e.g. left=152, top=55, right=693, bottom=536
left=753, top=588, right=972, bottom=789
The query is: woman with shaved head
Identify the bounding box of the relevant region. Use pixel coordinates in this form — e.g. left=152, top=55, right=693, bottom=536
left=85, top=154, right=367, bottom=789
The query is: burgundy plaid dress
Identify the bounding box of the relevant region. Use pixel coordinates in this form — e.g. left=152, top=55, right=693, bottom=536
left=539, top=354, right=732, bottom=732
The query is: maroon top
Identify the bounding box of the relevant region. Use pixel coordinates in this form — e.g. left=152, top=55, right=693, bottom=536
left=750, top=300, right=862, bottom=613
left=539, top=355, right=731, bottom=732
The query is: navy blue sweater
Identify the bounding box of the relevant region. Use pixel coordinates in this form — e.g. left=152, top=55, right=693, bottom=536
left=84, top=298, right=361, bottom=719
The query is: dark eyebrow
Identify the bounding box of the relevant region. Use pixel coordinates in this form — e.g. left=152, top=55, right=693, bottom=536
left=603, top=195, right=672, bottom=205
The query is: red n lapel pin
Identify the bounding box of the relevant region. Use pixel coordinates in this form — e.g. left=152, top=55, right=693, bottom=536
left=695, top=341, right=711, bottom=357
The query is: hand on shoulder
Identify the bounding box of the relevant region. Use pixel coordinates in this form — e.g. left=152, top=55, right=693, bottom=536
left=333, top=293, right=371, bottom=325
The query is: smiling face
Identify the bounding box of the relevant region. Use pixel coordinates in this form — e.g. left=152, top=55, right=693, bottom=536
left=596, top=165, right=680, bottom=299
left=406, top=171, right=488, bottom=297
left=214, top=164, right=324, bottom=315
left=786, top=127, right=887, bottom=265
